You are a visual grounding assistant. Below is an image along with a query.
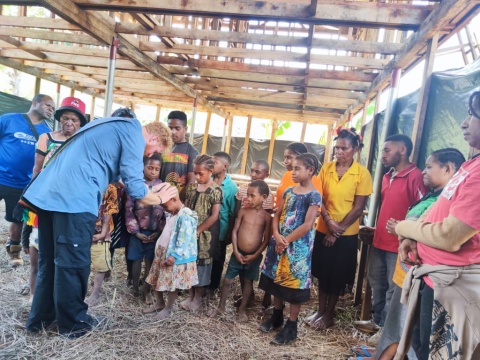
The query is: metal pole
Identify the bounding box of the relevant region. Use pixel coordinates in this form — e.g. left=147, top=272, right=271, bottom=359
left=103, top=37, right=119, bottom=117
left=54, top=83, right=61, bottom=131
left=189, top=96, right=197, bottom=145
left=366, top=68, right=402, bottom=227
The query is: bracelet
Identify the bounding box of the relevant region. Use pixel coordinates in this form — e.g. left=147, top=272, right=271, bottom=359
left=157, top=194, right=163, bottom=205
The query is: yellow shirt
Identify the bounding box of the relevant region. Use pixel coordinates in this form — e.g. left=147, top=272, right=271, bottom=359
left=316, top=161, right=372, bottom=236
left=276, top=171, right=323, bottom=208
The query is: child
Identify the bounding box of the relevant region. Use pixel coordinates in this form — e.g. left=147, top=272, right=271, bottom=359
left=126, top=154, right=165, bottom=303
left=234, top=159, right=274, bottom=308
left=86, top=183, right=119, bottom=306
left=258, top=153, right=322, bottom=345
left=144, top=186, right=199, bottom=320
left=235, top=160, right=274, bottom=215
left=209, top=180, right=272, bottom=322
left=210, top=151, right=238, bottom=293
left=183, top=154, right=223, bottom=311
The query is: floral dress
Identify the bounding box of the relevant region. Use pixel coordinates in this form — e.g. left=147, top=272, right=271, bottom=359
left=261, top=187, right=322, bottom=290
left=146, top=211, right=198, bottom=292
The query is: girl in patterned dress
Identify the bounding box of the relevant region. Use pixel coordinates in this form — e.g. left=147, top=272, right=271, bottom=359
left=144, top=186, right=199, bottom=320
left=182, top=154, right=223, bottom=311
left=258, top=153, right=322, bottom=345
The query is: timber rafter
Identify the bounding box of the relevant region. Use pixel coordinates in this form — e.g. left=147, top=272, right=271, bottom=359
left=0, top=0, right=477, bottom=123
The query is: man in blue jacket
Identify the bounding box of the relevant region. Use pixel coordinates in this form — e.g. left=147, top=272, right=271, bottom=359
left=24, top=116, right=177, bottom=338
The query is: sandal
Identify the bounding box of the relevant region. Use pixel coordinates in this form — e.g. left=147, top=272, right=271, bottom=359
left=351, top=345, right=376, bottom=357
left=20, top=284, right=30, bottom=296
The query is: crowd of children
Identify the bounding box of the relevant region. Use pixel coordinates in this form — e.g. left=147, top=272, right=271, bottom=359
left=17, top=101, right=480, bottom=358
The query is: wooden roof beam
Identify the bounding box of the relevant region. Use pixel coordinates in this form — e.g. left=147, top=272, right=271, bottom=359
left=68, top=0, right=433, bottom=30
left=0, top=26, right=101, bottom=45
left=338, top=0, right=480, bottom=125
left=116, top=22, right=402, bottom=55
left=35, top=0, right=228, bottom=118
left=206, top=96, right=345, bottom=114
left=156, top=56, right=377, bottom=82
left=0, top=57, right=103, bottom=98
left=0, top=14, right=79, bottom=30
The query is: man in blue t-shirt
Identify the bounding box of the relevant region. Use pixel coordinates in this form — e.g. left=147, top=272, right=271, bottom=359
left=0, top=94, right=53, bottom=267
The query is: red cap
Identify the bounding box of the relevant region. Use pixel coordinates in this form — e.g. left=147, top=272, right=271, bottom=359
left=54, top=97, right=87, bottom=126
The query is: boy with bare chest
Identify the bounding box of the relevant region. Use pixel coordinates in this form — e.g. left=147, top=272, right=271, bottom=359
left=209, top=180, right=272, bottom=322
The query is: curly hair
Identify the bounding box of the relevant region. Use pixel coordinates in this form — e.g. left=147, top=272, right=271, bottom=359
left=385, top=134, right=413, bottom=157
left=194, top=154, right=215, bottom=171
left=249, top=180, right=270, bottom=197
left=144, top=121, right=172, bottom=154
left=111, top=107, right=136, bottom=118
left=335, top=127, right=364, bottom=150
left=143, top=153, right=162, bottom=166
left=295, top=153, right=321, bottom=176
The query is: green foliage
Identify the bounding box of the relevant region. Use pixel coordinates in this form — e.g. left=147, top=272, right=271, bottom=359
left=275, top=121, right=291, bottom=137
left=317, top=131, right=327, bottom=145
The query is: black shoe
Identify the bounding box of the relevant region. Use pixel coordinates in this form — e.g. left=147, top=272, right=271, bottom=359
left=259, top=308, right=284, bottom=333
left=62, top=314, right=108, bottom=339
left=271, top=319, right=298, bottom=345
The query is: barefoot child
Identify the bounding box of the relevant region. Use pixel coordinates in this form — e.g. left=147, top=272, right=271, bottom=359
left=86, top=183, right=119, bottom=306
left=209, top=180, right=272, bottom=322
left=183, top=155, right=222, bottom=311
left=144, top=186, right=199, bottom=320
left=234, top=159, right=274, bottom=308
left=210, top=151, right=238, bottom=294
left=258, top=153, right=322, bottom=345
left=126, top=154, right=165, bottom=303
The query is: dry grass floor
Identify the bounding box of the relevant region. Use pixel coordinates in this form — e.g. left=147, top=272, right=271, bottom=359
left=0, top=206, right=370, bottom=360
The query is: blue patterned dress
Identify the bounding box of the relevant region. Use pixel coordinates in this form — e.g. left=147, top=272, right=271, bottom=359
left=261, top=187, right=322, bottom=296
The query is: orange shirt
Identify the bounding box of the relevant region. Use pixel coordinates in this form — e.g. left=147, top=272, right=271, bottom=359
left=275, top=171, right=323, bottom=208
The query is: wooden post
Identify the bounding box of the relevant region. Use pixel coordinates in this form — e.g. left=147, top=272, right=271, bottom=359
left=361, top=100, right=370, bottom=128
left=357, top=100, right=370, bottom=162
left=267, top=119, right=277, bottom=168
left=34, top=77, right=41, bottom=95
left=155, top=105, right=162, bottom=122
left=366, top=93, right=382, bottom=170
left=300, top=121, right=307, bottom=143
left=201, top=111, right=212, bottom=154
left=189, top=96, right=198, bottom=145
left=324, top=125, right=333, bottom=163
left=90, top=96, right=96, bottom=119
left=221, top=117, right=228, bottom=151
left=367, top=67, right=402, bottom=228
left=411, top=34, right=438, bottom=163
left=240, top=115, right=252, bottom=174
left=465, top=25, right=478, bottom=61
left=70, top=88, right=75, bottom=97
left=225, top=116, right=233, bottom=153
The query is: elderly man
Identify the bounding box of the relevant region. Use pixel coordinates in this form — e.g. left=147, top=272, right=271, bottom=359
left=23, top=114, right=177, bottom=339
left=0, top=94, right=54, bottom=267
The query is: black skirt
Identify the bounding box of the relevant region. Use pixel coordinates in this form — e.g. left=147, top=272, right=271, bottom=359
left=258, top=274, right=310, bottom=304
left=311, top=231, right=358, bottom=296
